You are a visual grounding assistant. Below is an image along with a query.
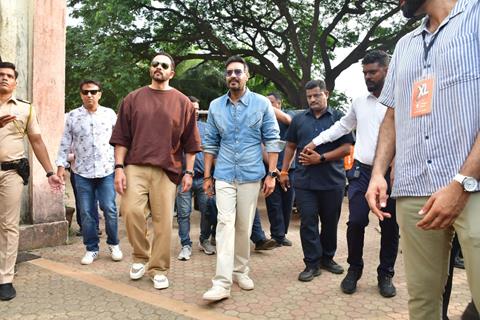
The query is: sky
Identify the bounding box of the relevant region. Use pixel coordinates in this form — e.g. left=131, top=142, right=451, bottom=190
left=334, top=54, right=366, bottom=101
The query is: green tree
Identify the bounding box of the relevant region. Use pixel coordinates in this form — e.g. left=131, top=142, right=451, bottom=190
left=67, top=0, right=420, bottom=109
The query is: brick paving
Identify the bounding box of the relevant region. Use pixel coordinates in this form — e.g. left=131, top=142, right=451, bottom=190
left=5, top=187, right=472, bottom=319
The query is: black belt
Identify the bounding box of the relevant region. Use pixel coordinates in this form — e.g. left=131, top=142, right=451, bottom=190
left=0, top=159, right=22, bottom=171
left=354, top=160, right=372, bottom=170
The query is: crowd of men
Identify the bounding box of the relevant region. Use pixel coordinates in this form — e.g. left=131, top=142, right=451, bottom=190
left=0, top=0, right=479, bottom=318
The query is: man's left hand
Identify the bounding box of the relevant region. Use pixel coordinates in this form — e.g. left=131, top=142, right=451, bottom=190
left=262, top=176, right=275, bottom=197
left=48, top=174, right=64, bottom=192
left=181, top=174, right=193, bottom=192
left=299, top=148, right=320, bottom=166
left=417, top=182, right=470, bottom=230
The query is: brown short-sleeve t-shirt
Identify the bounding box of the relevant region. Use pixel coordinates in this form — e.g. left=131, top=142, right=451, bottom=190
left=0, top=98, right=41, bottom=162
left=110, top=86, right=201, bottom=184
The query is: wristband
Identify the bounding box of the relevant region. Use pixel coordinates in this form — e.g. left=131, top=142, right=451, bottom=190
left=114, top=164, right=124, bottom=169
left=204, top=176, right=212, bottom=180
left=46, top=171, right=54, bottom=178
left=280, top=171, right=289, bottom=176
left=184, top=170, right=194, bottom=177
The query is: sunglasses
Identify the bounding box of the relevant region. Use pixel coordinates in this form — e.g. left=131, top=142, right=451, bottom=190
left=81, top=89, right=100, bottom=95
left=151, top=61, right=170, bottom=70
left=225, top=69, right=244, bottom=77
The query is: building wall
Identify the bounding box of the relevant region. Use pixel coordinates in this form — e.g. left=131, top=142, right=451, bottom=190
left=0, top=0, right=68, bottom=250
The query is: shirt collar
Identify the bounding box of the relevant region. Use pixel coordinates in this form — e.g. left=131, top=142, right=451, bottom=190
left=81, top=105, right=102, bottom=113
left=412, top=0, right=467, bottom=37
left=306, top=106, right=333, bottom=118
left=9, top=97, right=18, bottom=105
left=226, top=88, right=251, bottom=107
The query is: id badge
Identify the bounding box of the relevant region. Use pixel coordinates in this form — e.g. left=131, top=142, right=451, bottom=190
left=411, top=76, right=434, bottom=117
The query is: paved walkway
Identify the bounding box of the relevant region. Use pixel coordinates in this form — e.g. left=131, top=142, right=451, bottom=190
left=4, top=193, right=472, bottom=319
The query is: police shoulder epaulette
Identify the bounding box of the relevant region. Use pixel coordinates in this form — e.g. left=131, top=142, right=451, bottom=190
left=16, top=98, right=31, bottom=104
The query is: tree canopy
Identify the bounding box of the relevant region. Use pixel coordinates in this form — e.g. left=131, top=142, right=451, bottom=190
left=66, top=0, right=420, bottom=110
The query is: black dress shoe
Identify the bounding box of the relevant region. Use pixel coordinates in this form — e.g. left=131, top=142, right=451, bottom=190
left=298, top=267, right=321, bottom=282
left=320, top=259, right=344, bottom=274
left=461, top=300, right=479, bottom=320
left=454, top=256, right=465, bottom=269
left=341, top=271, right=362, bottom=294
left=378, top=275, right=396, bottom=298
left=0, top=283, right=16, bottom=301
left=255, top=239, right=277, bottom=250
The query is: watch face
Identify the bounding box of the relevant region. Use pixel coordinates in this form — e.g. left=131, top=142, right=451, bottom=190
left=268, top=171, right=278, bottom=178
left=463, top=177, right=478, bottom=192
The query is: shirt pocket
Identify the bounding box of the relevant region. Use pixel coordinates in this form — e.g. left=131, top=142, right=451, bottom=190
left=248, top=111, right=263, bottom=130
left=438, top=32, right=480, bottom=90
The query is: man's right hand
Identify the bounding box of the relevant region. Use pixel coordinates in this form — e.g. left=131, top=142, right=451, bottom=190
left=203, top=177, right=214, bottom=198
left=365, top=173, right=391, bottom=221
left=114, top=168, right=127, bottom=195
left=302, top=141, right=316, bottom=154
left=0, top=115, right=16, bottom=128
left=279, top=174, right=290, bottom=191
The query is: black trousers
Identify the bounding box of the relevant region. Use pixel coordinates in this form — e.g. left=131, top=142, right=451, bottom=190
left=346, top=164, right=399, bottom=277
left=295, top=187, right=343, bottom=269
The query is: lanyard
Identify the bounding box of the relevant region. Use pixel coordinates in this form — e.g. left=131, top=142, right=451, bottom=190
left=421, top=23, right=447, bottom=70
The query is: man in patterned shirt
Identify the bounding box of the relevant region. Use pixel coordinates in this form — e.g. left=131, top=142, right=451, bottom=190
left=56, top=80, right=122, bottom=265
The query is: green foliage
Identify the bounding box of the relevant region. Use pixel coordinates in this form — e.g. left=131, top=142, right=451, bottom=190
left=66, top=0, right=421, bottom=109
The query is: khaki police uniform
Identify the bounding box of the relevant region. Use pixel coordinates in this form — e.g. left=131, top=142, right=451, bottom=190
left=0, top=97, right=40, bottom=284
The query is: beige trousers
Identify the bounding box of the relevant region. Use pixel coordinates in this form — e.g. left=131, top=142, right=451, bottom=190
left=212, top=180, right=261, bottom=289
left=397, top=195, right=480, bottom=320
left=0, top=170, right=23, bottom=284
left=121, top=165, right=177, bottom=278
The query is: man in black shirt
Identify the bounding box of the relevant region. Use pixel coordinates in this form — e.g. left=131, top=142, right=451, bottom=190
left=280, top=79, right=353, bottom=282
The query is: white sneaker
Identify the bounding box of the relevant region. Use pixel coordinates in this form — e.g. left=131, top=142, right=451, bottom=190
left=203, top=286, right=230, bottom=301
left=108, top=244, right=123, bottom=261
left=80, top=251, right=99, bottom=265
left=177, top=245, right=192, bottom=261
left=129, top=263, right=146, bottom=280
left=152, top=274, right=169, bottom=290
left=233, top=273, right=254, bottom=290
left=198, top=240, right=216, bottom=255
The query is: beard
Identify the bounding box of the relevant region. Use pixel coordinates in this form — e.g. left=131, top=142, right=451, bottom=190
left=400, top=0, right=426, bottom=18
left=366, top=80, right=384, bottom=93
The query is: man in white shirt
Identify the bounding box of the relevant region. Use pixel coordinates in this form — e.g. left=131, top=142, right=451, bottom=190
left=304, top=50, right=399, bottom=297
left=56, top=80, right=122, bottom=265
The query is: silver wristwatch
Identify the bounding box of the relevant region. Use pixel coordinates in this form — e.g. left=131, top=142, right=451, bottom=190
left=453, top=174, right=478, bottom=192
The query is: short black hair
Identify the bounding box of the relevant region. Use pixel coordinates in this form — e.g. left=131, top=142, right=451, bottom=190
left=362, top=50, right=390, bottom=67
left=0, top=61, right=19, bottom=79
left=188, top=96, right=199, bottom=103
left=305, top=79, right=327, bottom=91
left=79, top=80, right=102, bottom=91
left=225, top=55, right=249, bottom=72
left=267, top=92, right=281, bottom=101
left=154, top=51, right=175, bottom=70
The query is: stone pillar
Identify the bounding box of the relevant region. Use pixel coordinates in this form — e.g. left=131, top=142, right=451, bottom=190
left=0, top=0, right=68, bottom=250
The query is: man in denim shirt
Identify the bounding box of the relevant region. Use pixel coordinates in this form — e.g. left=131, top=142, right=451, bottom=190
left=202, top=55, right=283, bottom=301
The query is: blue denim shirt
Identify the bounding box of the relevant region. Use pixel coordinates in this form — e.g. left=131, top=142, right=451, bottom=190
left=203, top=88, right=283, bottom=183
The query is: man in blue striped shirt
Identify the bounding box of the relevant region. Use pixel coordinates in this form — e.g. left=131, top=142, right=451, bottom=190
left=366, top=0, right=480, bottom=318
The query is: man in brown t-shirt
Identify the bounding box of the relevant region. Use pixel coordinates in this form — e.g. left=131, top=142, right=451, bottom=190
left=110, top=52, right=201, bottom=290
left=0, top=61, right=62, bottom=301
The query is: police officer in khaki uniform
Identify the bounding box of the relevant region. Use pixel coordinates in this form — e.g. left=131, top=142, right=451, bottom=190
left=0, top=61, right=62, bottom=301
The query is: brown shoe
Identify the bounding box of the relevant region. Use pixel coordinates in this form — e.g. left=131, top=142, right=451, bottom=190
left=255, top=238, right=277, bottom=250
